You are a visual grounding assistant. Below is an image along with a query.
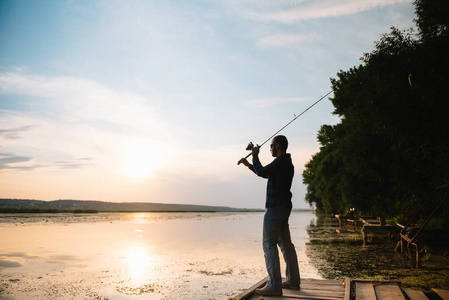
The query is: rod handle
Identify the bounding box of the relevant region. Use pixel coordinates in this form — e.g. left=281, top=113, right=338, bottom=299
left=237, top=152, right=252, bottom=165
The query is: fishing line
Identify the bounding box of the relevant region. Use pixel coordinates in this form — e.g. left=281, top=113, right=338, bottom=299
left=237, top=90, right=333, bottom=165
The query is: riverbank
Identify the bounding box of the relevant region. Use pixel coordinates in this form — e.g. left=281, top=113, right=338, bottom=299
left=306, top=215, right=449, bottom=290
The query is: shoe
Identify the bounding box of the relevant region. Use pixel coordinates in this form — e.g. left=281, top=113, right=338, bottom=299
left=255, top=287, right=282, bottom=296
left=282, top=281, right=300, bottom=290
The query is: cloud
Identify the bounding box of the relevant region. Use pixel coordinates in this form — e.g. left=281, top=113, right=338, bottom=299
left=0, top=155, right=35, bottom=170
left=0, top=152, right=15, bottom=156
left=235, top=0, right=411, bottom=23
left=0, top=70, right=180, bottom=178
left=245, top=97, right=309, bottom=108
left=53, top=158, right=94, bottom=170
left=257, top=33, right=317, bottom=49
left=0, top=156, right=32, bottom=164
left=0, top=70, right=178, bottom=139
left=0, top=71, right=167, bottom=138
left=0, top=153, right=93, bottom=171
left=0, top=126, right=35, bottom=140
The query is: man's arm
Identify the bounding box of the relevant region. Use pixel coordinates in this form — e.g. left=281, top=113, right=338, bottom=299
left=252, top=155, right=274, bottom=178
left=250, top=145, right=272, bottom=178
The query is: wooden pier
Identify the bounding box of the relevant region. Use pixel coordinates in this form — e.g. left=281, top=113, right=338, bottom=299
left=334, top=214, right=397, bottom=245
left=230, top=277, right=449, bottom=300
left=361, top=224, right=396, bottom=245
left=231, top=277, right=346, bottom=300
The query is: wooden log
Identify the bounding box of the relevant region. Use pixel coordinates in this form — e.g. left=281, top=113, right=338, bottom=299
left=375, top=284, right=406, bottom=300
left=355, top=282, right=376, bottom=300
left=403, top=288, right=429, bottom=300
left=432, top=288, right=449, bottom=300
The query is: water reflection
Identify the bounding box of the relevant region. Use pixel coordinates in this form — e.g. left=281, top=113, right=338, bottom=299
left=0, top=259, right=22, bottom=268
left=124, top=246, right=154, bottom=284
left=0, top=211, right=319, bottom=299
left=131, top=213, right=152, bottom=224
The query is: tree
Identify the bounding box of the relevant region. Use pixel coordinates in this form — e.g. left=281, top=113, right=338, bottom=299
left=303, top=0, right=449, bottom=226
left=414, top=0, right=449, bottom=41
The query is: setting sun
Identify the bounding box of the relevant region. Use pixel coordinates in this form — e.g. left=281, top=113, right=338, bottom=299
left=122, top=139, right=168, bottom=178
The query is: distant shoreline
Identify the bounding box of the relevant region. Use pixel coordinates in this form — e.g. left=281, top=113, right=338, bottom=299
left=0, top=198, right=313, bottom=214
left=0, top=209, right=267, bottom=214
left=0, top=208, right=313, bottom=214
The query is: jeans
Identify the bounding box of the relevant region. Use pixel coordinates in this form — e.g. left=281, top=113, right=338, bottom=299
left=263, top=206, right=300, bottom=292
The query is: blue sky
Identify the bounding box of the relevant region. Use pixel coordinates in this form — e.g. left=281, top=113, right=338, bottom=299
left=0, top=0, right=415, bottom=208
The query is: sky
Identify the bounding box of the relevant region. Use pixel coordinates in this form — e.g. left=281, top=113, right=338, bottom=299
left=0, top=0, right=416, bottom=209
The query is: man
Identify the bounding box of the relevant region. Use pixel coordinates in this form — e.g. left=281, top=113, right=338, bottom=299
left=238, top=135, right=300, bottom=296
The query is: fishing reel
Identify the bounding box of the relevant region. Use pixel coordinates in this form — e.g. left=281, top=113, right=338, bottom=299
left=237, top=142, right=254, bottom=165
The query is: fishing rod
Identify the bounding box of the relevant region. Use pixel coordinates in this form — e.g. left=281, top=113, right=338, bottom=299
left=237, top=90, right=333, bottom=165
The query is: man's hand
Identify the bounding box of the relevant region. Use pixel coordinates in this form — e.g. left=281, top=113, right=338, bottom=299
left=238, top=157, right=251, bottom=166
left=252, top=144, right=260, bottom=156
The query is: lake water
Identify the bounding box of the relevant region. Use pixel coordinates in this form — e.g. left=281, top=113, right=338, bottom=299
left=0, top=211, right=321, bottom=300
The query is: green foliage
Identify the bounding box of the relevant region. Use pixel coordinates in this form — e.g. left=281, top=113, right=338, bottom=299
left=303, top=0, right=449, bottom=226
left=414, top=0, right=449, bottom=42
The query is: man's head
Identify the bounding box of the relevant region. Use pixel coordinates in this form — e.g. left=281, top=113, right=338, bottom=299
left=270, top=135, right=288, bottom=157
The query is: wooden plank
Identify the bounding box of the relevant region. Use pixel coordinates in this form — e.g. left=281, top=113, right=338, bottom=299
left=302, top=279, right=343, bottom=285
left=248, top=292, right=343, bottom=300
left=403, top=288, right=429, bottom=300
left=344, top=278, right=351, bottom=300
left=234, top=278, right=346, bottom=300
left=249, top=296, right=279, bottom=300
left=375, top=284, right=406, bottom=300
left=362, top=230, right=368, bottom=245
left=432, top=288, right=449, bottom=300
left=300, top=285, right=344, bottom=292
left=283, top=288, right=345, bottom=298
left=363, top=219, right=381, bottom=224
left=278, top=291, right=344, bottom=300
left=301, top=280, right=343, bottom=290
left=352, top=279, right=401, bottom=284
left=355, top=282, right=376, bottom=300
left=231, top=276, right=268, bottom=300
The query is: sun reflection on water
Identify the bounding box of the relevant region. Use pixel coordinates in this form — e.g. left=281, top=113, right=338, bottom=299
left=131, top=213, right=152, bottom=224
left=124, top=246, right=153, bottom=284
